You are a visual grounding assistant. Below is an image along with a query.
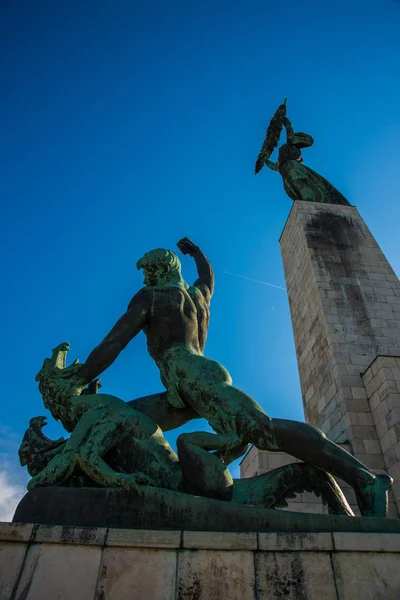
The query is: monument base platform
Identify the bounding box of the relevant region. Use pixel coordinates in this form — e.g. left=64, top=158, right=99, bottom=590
left=13, top=486, right=400, bottom=533
left=1, top=522, right=400, bottom=599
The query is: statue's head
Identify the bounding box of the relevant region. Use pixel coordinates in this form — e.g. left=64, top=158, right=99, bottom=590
left=293, top=132, right=314, bottom=149
left=137, top=248, right=183, bottom=286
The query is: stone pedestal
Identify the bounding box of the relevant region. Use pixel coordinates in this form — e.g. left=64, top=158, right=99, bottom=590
left=241, top=201, right=400, bottom=517
left=13, top=486, right=400, bottom=533
left=280, top=202, right=400, bottom=451
left=1, top=522, right=400, bottom=600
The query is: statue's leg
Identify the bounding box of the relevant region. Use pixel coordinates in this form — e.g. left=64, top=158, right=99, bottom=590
left=178, top=356, right=392, bottom=517
left=128, top=392, right=200, bottom=431
left=265, top=419, right=392, bottom=518
left=177, top=431, right=244, bottom=500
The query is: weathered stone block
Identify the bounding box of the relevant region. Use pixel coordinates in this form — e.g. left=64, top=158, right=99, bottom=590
left=387, top=393, right=400, bottom=410
left=386, top=407, right=400, bottom=429
left=255, top=552, right=337, bottom=600
left=363, top=439, right=382, bottom=454
left=344, top=398, right=371, bottom=413
left=381, top=427, right=398, bottom=453
left=332, top=551, right=400, bottom=599
left=183, top=531, right=257, bottom=550
left=333, top=531, right=400, bottom=552
left=96, top=547, right=177, bottom=600
left=34, top=524, right=107, bottom=546
left=0, top=522, right=33, bottom=543
left=14, top=543, right=102, bottom=600
left=372, top=399, right=389, bottom=424
left=106, top=528, right=180, bottom=548
left=177, top=550, right=255, bottom=600
left=258, top=532, right=333, bottom=552
left=362, top=367, right=374, bottom=385
left=384, top=447, right=397, bottom=467
left=0, top=542, right=27, bottom=600
left=367, top=389, right=382, bottom=411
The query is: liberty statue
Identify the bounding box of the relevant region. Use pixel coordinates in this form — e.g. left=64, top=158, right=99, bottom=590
left=255, top=100, right=350, bottom=206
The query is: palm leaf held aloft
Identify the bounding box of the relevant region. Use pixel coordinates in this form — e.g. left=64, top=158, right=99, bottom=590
left=255, top=99, right=287, bottom=174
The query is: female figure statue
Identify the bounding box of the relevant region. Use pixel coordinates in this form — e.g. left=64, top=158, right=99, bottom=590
left=256, top=103, right=350, bottom=206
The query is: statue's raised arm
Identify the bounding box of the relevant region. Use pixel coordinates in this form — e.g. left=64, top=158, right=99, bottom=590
left=177, top=237, right=214, bottom=300
left=282, top=115, right=296, bottom=144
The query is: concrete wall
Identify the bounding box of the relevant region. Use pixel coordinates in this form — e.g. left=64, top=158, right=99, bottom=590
left=1, top=522, right=400, bottom=600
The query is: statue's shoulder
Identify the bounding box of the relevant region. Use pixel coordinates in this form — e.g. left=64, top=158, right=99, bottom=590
left=127, top=286, right=153, bottom=310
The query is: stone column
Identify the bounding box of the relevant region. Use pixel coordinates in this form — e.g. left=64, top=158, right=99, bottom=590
left=278, top=201, right=400, bottom=510
left=279, top=201, right=400, bottom=471
left=241, top=201, right=400, bottom=517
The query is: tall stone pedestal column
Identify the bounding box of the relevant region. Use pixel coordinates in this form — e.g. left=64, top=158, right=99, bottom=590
left=241, top=201, right=400, bottom=516
left=280, top=201, right=400, bottom=512
left=280, top=201, right=400, bottom=449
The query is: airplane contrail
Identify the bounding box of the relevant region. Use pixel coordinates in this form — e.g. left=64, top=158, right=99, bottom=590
left=223, top=271, right=287, bottom=291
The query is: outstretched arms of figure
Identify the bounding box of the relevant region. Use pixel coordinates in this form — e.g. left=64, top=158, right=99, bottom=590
left=177, top=237, right=215, bottom=300
left=80, top=287, right=152, bottom=382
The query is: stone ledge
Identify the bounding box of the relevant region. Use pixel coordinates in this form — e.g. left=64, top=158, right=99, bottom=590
left=34, top=524, right=107, bottom=546
left=182, top=531, right=257, bottom=550
left=1, top=523, right=400, bottom=553
left=333, top=531, right=400, bottom=552
left=0, top=522, right=33, bottom=543
left=106, top=528, right=181, bottom=549
left=258, top=531, right=333, bottom=552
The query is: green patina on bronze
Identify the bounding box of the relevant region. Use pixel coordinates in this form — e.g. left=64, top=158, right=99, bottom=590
left=255, top=101, right=351, bottom=206
left=22, top=343, right=353, bottom=516
left=19, top=238, right=392, bottom=522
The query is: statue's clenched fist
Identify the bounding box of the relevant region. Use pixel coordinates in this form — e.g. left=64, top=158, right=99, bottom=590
left=177, top=237, right=198, bottom=256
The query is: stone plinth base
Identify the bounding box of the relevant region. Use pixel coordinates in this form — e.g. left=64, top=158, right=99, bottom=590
left=1, top=522, right=400, bottom=599
left=12, top=486, right=400, bottom=533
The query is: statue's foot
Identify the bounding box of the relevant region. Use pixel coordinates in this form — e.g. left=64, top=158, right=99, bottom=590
left=355, top=474, right=393, bottom=518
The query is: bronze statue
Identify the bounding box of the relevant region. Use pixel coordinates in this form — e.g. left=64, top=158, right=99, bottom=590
left=21, top=343, right=354, bottom=516
left=255, top=101, right=350, bottom=206
left=46, top=237, right=390, bottom=519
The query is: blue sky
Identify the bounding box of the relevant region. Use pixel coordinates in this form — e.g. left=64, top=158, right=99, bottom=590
left=1, top=0, right=400, bottom=518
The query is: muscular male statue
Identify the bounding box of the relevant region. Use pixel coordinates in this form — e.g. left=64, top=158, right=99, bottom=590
left=79, top=238, right=392, bottom=518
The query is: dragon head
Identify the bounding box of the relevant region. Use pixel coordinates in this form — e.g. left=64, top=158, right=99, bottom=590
left=35, top=343, right=86, bottom=417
